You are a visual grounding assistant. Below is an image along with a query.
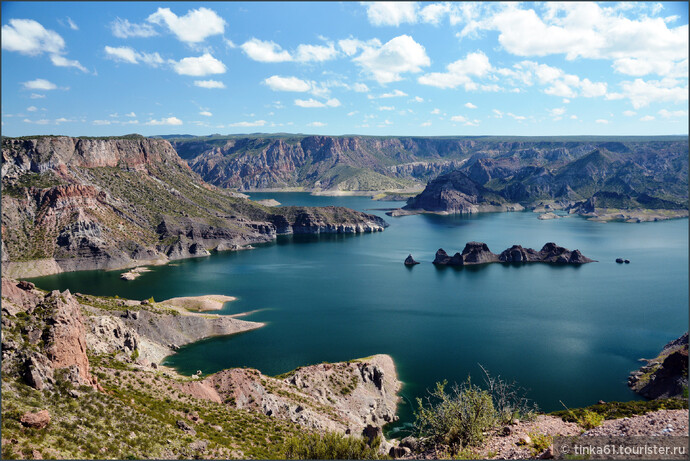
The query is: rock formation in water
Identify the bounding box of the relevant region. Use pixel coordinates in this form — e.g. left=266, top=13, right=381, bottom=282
left=404, top=254, right=420, bottom=265
left=433, top=242, right=595, bottom=266
left=628, top=332, right=688, bottom=399
left=1, top=135, right=387, bottom=277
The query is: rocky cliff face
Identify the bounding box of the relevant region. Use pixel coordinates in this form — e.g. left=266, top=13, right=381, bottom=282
left=629, top=332, right=688, bottom=399
left=1, top=135, right=387, bottom=277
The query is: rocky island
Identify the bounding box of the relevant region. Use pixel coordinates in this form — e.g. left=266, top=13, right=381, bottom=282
left=433, top=242, right=595, bottom=266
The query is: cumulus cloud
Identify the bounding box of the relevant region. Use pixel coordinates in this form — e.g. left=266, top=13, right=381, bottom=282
left=365, top=2, right=418, bottom=26
left=147, top=7, right=225, bottom=43
left=27, top=106, right=38, bottom=112
left=295, top=43, right=338, bottom=62
left=353, top=35, right=430, bottom=84
left=482, top=3, right=688, bottom=78
left=465, top=102, right=477, bottom=109
left=595, top=119, right=609, bottom=124
left=194, top=80, right=225, bottom=89
left=264, top=75, right=311, bottom=92
left=173, top=53, right=226, bottom=76
left=22, top=78, right=57, bottom=91
left=499, top=61, right=608, bottom=99
left=241, top=38, right=292, bottom=62
left=307, top=121, right=326, bottom=127
left=379, top=89, right=407, bottom=98
left=111, top=17, right=157, bottom=38
left=199, top=111, right=212, bottom=117
left=145, top=116, right=183, bottom=126
left=418, top=51, right=491, bottom=89
left=607, top=78, right=688, bottom=109
left=294, top=98, right=341, bottom=108
left=658, top=109, right=688, bottom=118
left=639, top=115, right=655, bottom=121
left=104, top=46, right=164, bottom=67
left=30, top=93, right=46, bottom=99
left=353, top=83, right=370, bottom=93
left=2, top=18, right=87, bottom=72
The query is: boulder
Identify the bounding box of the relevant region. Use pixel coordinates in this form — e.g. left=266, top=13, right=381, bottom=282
left=404, top=254, right=420, bottom=265
left=616, top=258, right=624, bottom=263
left=389, top=446, right=411, bottom=458
left=20, top=410, right=50, bottom=429
left=362, top=424, right=382, bottom=446
left=432, top=249, right=451, bottom=265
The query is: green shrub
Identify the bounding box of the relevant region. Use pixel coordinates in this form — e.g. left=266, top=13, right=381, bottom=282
left=577, top=410, right=604, bottom=429
left=551, top=398, right=687, bottom=422
left=478, top=364, right=538, bottom=424
left=528, top=431, right=552, bottom=456
left=283, top=431, right=384, bottom=459
left=414, top=379, right=496, bottom=454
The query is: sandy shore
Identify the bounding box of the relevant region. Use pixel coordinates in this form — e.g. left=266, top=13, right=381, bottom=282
left=160, top=295, right=237, bottom=312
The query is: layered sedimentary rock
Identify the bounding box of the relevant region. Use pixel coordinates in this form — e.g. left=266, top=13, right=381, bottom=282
left=432, top=242, right=595, bottom=266
left=1, top=136, right=386, bottom=277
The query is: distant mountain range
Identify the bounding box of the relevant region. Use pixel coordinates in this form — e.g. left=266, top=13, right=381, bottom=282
left=166, top=134, right=688, bottom=215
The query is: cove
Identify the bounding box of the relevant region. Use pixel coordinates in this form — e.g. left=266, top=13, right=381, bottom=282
left=29, top=192, right=689, bottom=436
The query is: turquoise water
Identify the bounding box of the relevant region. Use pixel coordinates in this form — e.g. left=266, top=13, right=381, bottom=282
left=30, top=192, right=689, bottom=435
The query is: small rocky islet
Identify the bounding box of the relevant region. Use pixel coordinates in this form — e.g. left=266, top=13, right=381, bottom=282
left=405, top=242, right=595, bottom=267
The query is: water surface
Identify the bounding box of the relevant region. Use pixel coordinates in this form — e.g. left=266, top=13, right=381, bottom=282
left=31, top=192, right=689, bottom=435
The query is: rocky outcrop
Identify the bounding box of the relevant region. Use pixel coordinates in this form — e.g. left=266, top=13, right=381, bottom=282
left=20, top=410, right=51, bottom=429
left=393, top=171, right=524, bottom=216
left=433, top=242, right=595, bottom=266
left=2, top=136, right=388, bottom=277
left=404, top=254, right=420, bottom=265
left=629, top=332, right=688, bottom=399
left=199, top=354, right=400, bottom=435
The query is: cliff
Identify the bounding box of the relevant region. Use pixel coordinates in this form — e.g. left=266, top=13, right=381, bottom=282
left=169, top=136, right=688, bottom=211
left=1, top=279, right=401, bottom=458
left=432, top=242, right=595, bottom=266
left=1, top=135, right=387, bottom=277
left=628, top=332, right=688, bottom=399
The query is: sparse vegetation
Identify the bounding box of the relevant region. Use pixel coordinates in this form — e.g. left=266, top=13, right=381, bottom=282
left=283, top=431, right=385, bottom=460
left=551, top=398, right=688, bottom=422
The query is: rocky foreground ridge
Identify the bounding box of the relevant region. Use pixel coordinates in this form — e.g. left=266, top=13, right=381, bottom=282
left=1, top=277, right=401, bottom=458
left=629, top=332, right=688, bottom=399
left=431, top=242, right=595, bottom=266
left=1, top=135, right=386, bottom=277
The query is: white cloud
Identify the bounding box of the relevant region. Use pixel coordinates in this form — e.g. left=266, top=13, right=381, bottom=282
left=501, top=60, right=608, bottom=99
left=450, top=115, right=467, bottom=122
left=264, top=75, right=311, bottom=92
left=492, top=109, right=503, bottom=118
left=347, top=111, right=358, bottom=116
left=93, top=119, right=111, bottom=126
left=658, top=109, right=688, bottom=118
left=104, top=46, right=163, bottom=67
left=419, top=51, right=492, bottom=89
left=378, top=106, right=395, bottom=111
left=66, top=17, right=78, bottom=31
left=413, top=96, right=424, bottom=102
left=548, top=107, right=567, bottom=118
left=484, top=3, right=688, bottom=78
left=111, top=18, right=157, bottom=38
left=464, top=102, right=477, bottom=109
left=431, top=108, right=441, bottom=115
left=365, top=2, right=418, bottom=26
left=2, top=19, right=65, bottom=55
left=379, top=89, right=407, bottom=98
left=623, top=110, right=637, bottom=116
left=241, top=38, right=292, bottom=62
left=608, top=78, right=688, bottom=109
left=22, top=79, right=57, bottom=91
left=353, top=83, right=370, bottom=93
left=50, top=54, right=88, bottom=72
left=30, top=93, right=46, bottom=99
left=2, top=18, right=87, bottom=71
left=595, top=119, right=609, bottom=124
left=147, top=7, right=225, bottom=43
left=420, top=3, right=452, bottom=25
left=125, top=112, right=136, bottom=117
left=640, top=115, right=655, bottom=121
left=294, top=98, right=341, bottom=108
left=228, top=120, right=267, bottom=127
left=199, top=111, right=212, bottom=117
left=295, top=43, right=338, bottom=62
left=353, top=35, right=430, bottom=84
left=507, top=112, right=526, bottom=120
left=420, top=121, right=432, bottom=127
left=173, top=53, right=226, bottom=76
left=194, top=79, right=226, bottom=89
left=27, top=106, right=37, bottom=112
left=308, top=121, right=326, bottom=127
left=145, top=116, right=183, bottom=126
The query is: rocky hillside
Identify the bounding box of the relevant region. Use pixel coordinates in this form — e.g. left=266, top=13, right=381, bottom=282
left=1, top=135, right=387, bottom=277
left=1, top=277, right=401, bottom=459
left=391, top=145, right=688, bottom=219
left=629, top=332, right=688, bottom=399
left=166, top=135, right=688, bottom=200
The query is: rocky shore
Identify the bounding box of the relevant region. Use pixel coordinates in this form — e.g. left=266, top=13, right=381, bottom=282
left=431, top=242, right=595, bottom=266
left=628, top=332, right=688, bottom=399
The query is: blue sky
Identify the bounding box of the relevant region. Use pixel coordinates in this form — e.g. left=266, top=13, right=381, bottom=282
left=2, top=1, right=688, bottom=137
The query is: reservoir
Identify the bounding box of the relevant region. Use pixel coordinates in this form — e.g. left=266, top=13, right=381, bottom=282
left=30, top=192, right=689, bottom=434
